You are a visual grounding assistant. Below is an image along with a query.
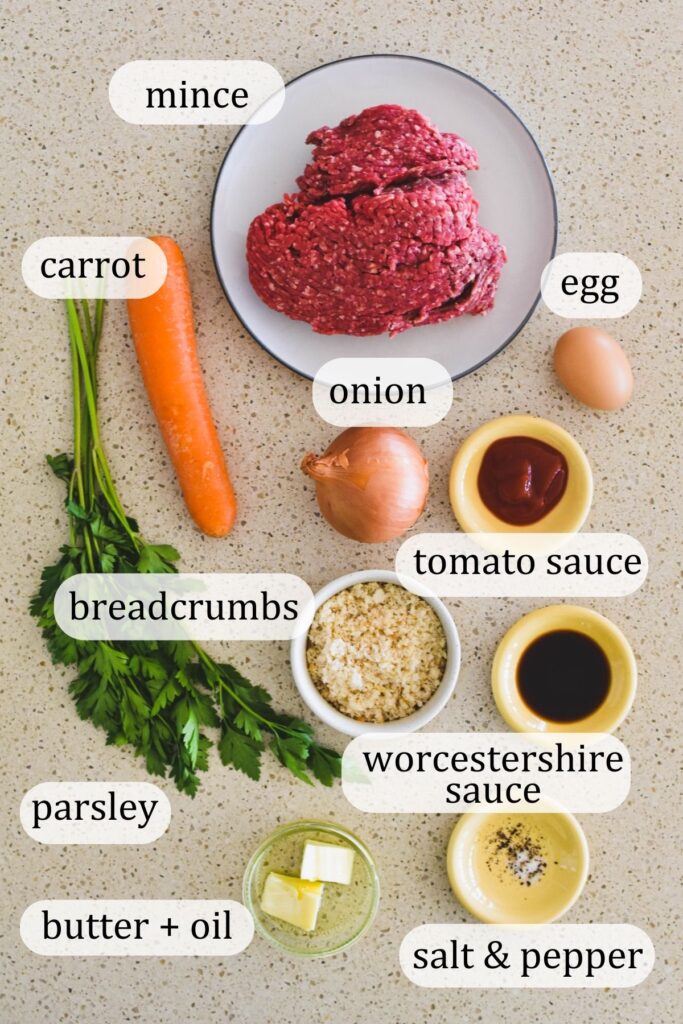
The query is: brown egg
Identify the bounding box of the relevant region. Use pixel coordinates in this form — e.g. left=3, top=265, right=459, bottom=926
left=553, top=327, right=633, bottom=410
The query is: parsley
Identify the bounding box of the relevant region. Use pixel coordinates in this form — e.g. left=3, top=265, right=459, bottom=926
left=30, top=299, right=341, bottom=796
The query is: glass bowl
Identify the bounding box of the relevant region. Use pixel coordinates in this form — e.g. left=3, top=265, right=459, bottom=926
left=243, top=820, right=380, bottom=957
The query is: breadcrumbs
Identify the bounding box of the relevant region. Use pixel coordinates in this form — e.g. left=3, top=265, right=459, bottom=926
left=306, top=581, right=447, bottom=723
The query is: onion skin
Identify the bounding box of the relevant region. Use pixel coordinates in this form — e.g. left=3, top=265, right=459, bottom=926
left=301, top=427, right=429, bottom=543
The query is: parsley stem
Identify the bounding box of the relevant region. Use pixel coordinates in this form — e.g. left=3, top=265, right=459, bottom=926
left=94, top=298, right=104, bottom=355
left=192, top=642, right=305, bottom=739
left=192, top=644, right=269, bottom=721
left=68, top=331, right=80, bottom=549
left=66, top=301, right=96, bottom=571
left=66, top=299, right=141, bottom=549
left=79, top=298, right=98, bottom=508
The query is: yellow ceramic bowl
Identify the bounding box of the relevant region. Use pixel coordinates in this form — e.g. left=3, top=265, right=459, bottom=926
left=447, top=809, right=589, bottom=924
left=449, top=415, right=593, bottom=534
left=492, top=604, right=637, bottom=733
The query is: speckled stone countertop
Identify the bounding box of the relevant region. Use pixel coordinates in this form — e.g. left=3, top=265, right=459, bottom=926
left=1, top=2, right=681, bottom=1022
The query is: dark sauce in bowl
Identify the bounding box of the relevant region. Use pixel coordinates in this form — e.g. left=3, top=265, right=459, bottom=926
left=477, top=436, right=568, bottom=526
left=516, top=629, right=611, bottom=723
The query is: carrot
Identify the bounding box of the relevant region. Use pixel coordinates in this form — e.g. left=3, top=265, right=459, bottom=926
left=127, top=235, right=237, bottom=537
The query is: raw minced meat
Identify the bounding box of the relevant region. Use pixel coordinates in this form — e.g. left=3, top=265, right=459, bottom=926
left=246, top=104, right=506, bottom=337
left=296, top=103, right=479, bottom=200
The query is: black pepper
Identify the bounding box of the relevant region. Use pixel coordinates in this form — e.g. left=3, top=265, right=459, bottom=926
left=486, top=820, right=548, bottom=887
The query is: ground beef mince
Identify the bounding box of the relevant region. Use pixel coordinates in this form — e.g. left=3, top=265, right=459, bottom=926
left=296, top=103, right=479, bottom=200
left=246, top=104, right=506, bottom=337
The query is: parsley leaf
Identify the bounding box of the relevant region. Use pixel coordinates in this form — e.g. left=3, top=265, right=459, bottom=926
left=219, top=725, right=263, bottom=781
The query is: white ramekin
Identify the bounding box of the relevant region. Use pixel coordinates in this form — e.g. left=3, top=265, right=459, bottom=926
left=290, top=569, right=460, bottom=737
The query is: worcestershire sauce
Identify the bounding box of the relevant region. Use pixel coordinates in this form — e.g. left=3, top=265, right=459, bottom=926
left=517, top=629, right=610, bottom=723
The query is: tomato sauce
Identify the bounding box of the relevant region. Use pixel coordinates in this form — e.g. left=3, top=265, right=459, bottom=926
left=477, top=436, right=568, bottom=526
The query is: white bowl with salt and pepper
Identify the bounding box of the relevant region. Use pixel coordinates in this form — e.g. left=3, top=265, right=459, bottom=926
left=290, top=570, right=460, bottom=737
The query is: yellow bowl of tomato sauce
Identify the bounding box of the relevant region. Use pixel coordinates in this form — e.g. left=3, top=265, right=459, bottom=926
left=449, top=415, right=593, bottom=535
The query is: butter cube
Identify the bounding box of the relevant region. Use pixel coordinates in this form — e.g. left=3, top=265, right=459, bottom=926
left=300, top=840, right=355, bottom=885
left=260, top=872, right=324, bottom=931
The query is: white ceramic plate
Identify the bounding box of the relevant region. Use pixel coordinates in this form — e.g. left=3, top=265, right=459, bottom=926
left=211, top=55, right=557, bottom=381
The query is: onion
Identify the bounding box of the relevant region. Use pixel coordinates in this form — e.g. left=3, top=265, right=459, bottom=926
left=301, top=427, right=429, bottom=543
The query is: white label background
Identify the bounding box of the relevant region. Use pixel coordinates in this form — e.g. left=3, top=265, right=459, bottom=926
left=541, top=252, right=642, bottom=318
left=22, top=237, right=167, bottom=299
left=400, top=924, right=655, bottom=988
left=342, top=733, right=630, bottom=813
left=395, top=533, right=647, bottom=597
left=109, top=60, right=284, bottom=125
left=55, top=573, right=315, bottom=641
left=21, top=900, right=254, bottom=956
left=20, top=782, right=171, bottom=845
left=312, top=358, right=453, bottom=427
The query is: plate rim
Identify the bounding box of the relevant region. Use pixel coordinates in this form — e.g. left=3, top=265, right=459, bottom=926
left=209, top=52, right=558, bottom=383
